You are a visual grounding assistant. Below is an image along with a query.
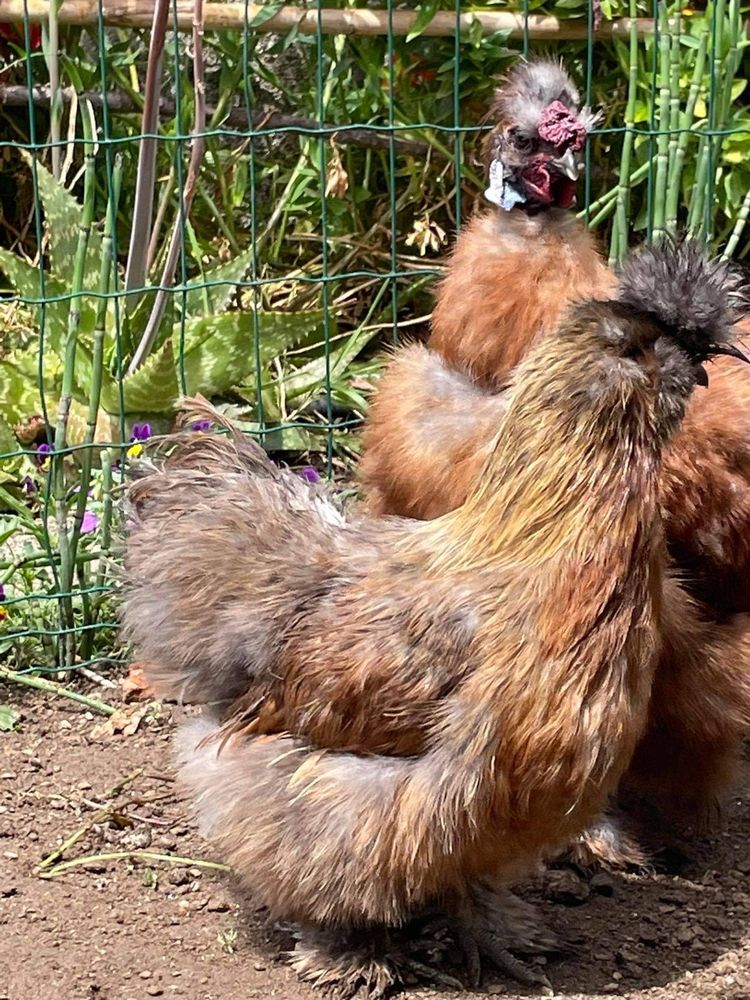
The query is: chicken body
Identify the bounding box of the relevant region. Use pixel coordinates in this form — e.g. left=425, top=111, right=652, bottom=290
left=361, top=209, right=615, bottom=520
left=359, top=60, right=750, bottom=860
left=123, top=242, right=746, bottom=992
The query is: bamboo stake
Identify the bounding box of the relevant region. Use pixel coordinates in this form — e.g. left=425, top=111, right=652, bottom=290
left=0, top=2, right=681, bottom=39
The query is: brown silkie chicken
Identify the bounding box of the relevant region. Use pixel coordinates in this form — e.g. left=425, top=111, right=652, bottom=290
left=360, top=57, right=750, bottom=866
left=123, top=241, right=749, bottom=996
left=360, top=57, right=616, bottom=518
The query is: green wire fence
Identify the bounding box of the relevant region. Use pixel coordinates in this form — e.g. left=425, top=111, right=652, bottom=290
left=0, top=0, right=749, bottom=677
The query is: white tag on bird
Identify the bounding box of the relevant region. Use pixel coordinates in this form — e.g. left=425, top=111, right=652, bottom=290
left=484, top=157, right=525, bottom=211
left=484, top=158, right=505, bottom=207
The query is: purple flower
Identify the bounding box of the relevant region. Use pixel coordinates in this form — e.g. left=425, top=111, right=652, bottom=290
left=0, top=585, right=5, bottom=603
left=34, top=442, right=52, bottom=467
left=191, top=419, right=212, bottom=433
left=130, top=422, right=152, bottom=442
left=81, top=511, right=100, bottom=534
left=299, top=466, right=321, bottom=484
left=21, top=476, right=36, bottom=494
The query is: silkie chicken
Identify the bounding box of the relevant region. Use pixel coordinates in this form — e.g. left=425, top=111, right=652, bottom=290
left=123, top=240, right=749, bottom=997
left=360, top=57, right=750, bottom=868
left=360, top=57, right=616, bottom=519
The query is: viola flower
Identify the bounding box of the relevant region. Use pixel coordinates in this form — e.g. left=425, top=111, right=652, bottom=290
left=21, top=476, right=36, bottom=494
left=191, top=419, right=212, bottom=432
left=34, top=442, right=52, bottom=470
left=299, top=466, right=321, bottom=484
left=128, top=422, right=152, bottom=459
left=130, top=422, right=152, bottom=442
left=81, top=511, right=100, bottom=534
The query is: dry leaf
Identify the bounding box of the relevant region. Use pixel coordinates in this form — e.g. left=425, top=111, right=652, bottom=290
left=90, top=703, right=150, bottom=741
left=325, top=138, right=349, bottom=199
left=122, top=662, right=156, bottom=702
left=405, top=215, right=447, bottom=257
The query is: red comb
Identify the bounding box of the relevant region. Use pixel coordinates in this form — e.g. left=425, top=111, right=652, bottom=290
left=538, top=101, right=587, bottom=153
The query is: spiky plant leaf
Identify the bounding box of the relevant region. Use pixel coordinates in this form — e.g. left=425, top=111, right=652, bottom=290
left=275, top=321, right=376, bottom=403
left=180, top=310, right=326, bottom=398
left=19, top=151, right=103, bottom=290
left=0, top=249, right=96, bottom=358
left=182, top=245, right=256, bottom=318
left=100, top=340, right=180, bottom=415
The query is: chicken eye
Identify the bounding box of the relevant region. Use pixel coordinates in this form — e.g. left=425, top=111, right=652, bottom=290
left=508, top=127, right=532, bottom=153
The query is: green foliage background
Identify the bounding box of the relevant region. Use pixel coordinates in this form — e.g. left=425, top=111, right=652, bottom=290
left=0, top=0, right=748, bottom=673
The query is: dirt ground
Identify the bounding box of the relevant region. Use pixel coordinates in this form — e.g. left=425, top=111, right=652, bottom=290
left=2, top=688, right=750, bottom=1000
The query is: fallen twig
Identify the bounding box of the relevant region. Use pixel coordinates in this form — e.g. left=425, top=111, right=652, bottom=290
left=39, top=768, right=144, bottom=869
left=39, top=850, right=231, bottom=878
left=0, top=666, right=116, bottom=716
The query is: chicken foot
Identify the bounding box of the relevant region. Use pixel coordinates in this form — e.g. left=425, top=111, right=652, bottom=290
left=288, top=924, right=464, bottom=999
left=450, top=882, right=558, bottom=989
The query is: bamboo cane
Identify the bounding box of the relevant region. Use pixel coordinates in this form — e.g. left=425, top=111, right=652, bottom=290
left=0, top=1, right=679, bottom=39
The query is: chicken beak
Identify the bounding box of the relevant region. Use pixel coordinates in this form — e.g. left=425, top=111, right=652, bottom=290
left=552, top=148, right=581, bottom=181
left=711, top=342, right=750, bottom=364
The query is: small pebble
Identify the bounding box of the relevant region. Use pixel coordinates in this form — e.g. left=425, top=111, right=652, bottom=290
left=206, top=897, right=230, bottom=913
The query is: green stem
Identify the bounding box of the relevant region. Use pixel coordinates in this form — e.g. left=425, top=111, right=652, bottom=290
left=722, top=187, right=750, bottom=259
left=666, top=26, right=709, bottom=231
left=52, top=115, right=96, bottom=668
left=70, top=153, right=122, bottom=564
left=688, top=135, right=710, bottom=236
left=582, top=160, right=652, bottom=222
left=0, top=667, right=115, bottom=716
left=665, top=9, right=681, bottom=233
left=44, top=0, right=61, bottom=178
left=651, top=3, right=673, bottom=240
left=609, top=0, right=639, bottom=266
left=95, top=450, right=114, bottom=594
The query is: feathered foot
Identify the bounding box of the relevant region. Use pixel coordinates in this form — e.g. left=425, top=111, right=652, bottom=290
left=566, top=813, right=649, bottom=872
left=451, top=882, right=560, bottom=989
left=288, top=925, right=464, bottom=999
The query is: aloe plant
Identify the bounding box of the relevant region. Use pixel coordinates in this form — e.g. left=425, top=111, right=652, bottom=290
left=0, top=156, right=341, bottom=443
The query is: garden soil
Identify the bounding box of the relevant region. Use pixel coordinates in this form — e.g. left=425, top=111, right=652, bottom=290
left=2, top=688, right=750, bottom=1000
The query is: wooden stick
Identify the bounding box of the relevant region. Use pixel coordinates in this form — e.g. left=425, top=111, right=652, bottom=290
left=0, top=2, right=675, bottom=39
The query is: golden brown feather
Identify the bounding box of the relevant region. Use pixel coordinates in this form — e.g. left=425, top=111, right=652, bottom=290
left=122, top=241, right=746, bottom=995
left=359, top=60, right=750, bottom=869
